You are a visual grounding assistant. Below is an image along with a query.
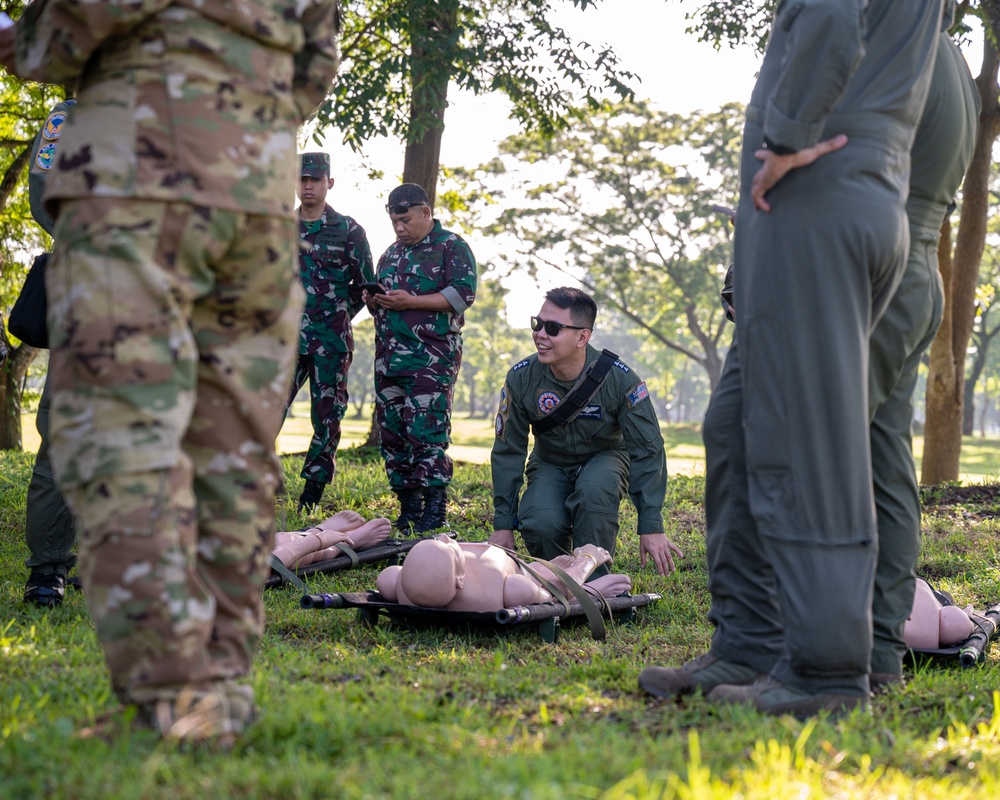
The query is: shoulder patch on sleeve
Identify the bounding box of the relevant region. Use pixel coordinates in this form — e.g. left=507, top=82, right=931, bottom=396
left=42, top=109, right=69, bottom=141
left=496, top=383, right=511, bottom=440
left=511, top=358, right=530, bottom=372
left=36, top=142, right=56, bottom=171
left=626, top=381, right=649, bottom=409
left=614, top=360, right=631, bottom=373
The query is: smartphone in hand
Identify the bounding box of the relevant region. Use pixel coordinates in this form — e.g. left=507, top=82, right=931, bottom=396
left=361, top=282, right=386, bottom=295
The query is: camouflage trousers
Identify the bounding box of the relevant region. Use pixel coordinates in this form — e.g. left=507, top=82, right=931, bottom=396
left=46, top=198, right=302, bottom=705
left=286, top=350, right=352, bottom=484
left=375, top=363, right=457, bottom=490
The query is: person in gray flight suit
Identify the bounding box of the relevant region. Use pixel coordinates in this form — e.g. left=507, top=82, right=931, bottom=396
left=868, top=16, right=979, bottom=691
left=640, top=0, right=944, bottom=718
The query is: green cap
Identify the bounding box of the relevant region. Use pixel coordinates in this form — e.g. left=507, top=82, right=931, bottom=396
left=300, top=152, right=330, bottom=178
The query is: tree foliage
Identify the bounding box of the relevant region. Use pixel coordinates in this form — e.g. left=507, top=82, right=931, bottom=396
left=313, top=0, right=636, bottom=201
left=481, top=100, right=742, bottom=389
left=678, top=0, right=778, bottom=54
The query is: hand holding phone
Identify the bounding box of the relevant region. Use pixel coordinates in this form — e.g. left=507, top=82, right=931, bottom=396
left=362, top=282, right=386, bottom=296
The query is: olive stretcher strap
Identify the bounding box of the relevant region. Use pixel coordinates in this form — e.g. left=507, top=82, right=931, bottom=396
left=499, top=547, right=608, bottom=641
left=269, top=541, right=360, bottom=592
left=531, top=349, right=619, bottom=436
left=269, top=554, right=308, bottom=593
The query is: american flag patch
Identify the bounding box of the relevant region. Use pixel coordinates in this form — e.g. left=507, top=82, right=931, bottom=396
left=626, top=381, right=649, bottom=408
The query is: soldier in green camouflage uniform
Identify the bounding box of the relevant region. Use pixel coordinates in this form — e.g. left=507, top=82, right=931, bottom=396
left=2, top=0, right=339, bottom=743
left=489, top=287, right=681, bottom=577
left=290, top=152, right=374, bottom=512
left=22, top=99, right=78, bottom=607
left=366, top=184, right=477, bottom=532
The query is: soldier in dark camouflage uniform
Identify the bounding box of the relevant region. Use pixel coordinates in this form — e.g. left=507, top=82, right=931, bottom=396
left=22, top=99, right=78, bottom=607
left=1, top=0, right=339, bottom=745
left=365, top=184, right=477, bottom=532
left=289, top=152, right=374, bottom=512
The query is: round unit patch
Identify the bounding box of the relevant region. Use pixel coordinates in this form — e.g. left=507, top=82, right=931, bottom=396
left=499, top=387, right=508, bottom=414
left=537, top=391, right=561, bottom=415
left=35, top=142, right=57, bottom=171
left=495, top=413, right=504, bottom=438
left=43, top=110, right=68, bottom=141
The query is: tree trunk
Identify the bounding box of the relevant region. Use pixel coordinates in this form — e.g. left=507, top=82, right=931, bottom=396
left=401, top=0, right=458, bottom=205
left=962, top=319, right=1000, bottom=435
left=0, top=343, right=39, bottom=450
left=922, top=32, right=1000, bottom=484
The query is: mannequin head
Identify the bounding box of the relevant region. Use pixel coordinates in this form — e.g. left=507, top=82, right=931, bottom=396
left=397, top=537, right=466, bottom=607
left=904, top=579, right=975, bottom=649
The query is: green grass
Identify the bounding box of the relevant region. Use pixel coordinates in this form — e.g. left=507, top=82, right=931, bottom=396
left=3, top=438, right=1000, bottom=798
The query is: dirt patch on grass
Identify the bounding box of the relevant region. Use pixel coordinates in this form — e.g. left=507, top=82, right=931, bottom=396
left=921, top=483, right=1000, bottom=519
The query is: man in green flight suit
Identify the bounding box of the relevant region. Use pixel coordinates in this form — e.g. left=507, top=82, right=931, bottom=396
left=289, top=152, right=374, bottom=512
left=21, top=98, right=78, bottom=607
left=489, top=287, right=682, bottom=577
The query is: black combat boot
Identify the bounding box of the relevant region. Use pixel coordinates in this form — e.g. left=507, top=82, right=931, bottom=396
left=24, top=572, right=66, bottom=607
left=298, top=479, right=326, bottom=513
left=394, top=488, right=424, bottom=531
left=414, top=486, right=448, bottom=533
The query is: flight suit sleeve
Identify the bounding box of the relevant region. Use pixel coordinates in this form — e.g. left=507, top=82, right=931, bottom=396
left=346, top=218, right=374, bottom=318
left=491, top=375, right=529, bottom=530
left=28, top=101, right=69, bottom=235
left=762, top=0, right=867, bottom=153
left=617, top=375, right=667, bottom=535
left=14, top=0, right=175, bottom=84
left=293, top=0, right=340, bottom=121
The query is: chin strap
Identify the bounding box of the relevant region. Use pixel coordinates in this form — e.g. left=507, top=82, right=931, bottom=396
left=497, top=547, right=608, bottom=641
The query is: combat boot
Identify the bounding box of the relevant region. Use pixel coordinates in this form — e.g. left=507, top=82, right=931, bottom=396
left=638, top=652, right=761, bottom=699
left=707, top=675, right=869, bottom=719
left=298, top=479, right=326, bottom=513
left=24, top=571, right=66, bottom=607
left=414, top=486, right=448, bottom=532
left=394, top=488, right=423, bottom=530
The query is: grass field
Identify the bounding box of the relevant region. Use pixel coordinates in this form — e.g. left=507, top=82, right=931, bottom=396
left=3, top=412, right=1000, bottom=798
left=22, top=404, right=1000, bottom=482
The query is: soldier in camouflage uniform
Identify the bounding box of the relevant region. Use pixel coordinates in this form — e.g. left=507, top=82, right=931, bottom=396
left=488, top=287, right=682, bottom=577
left=365, top=183, right=477, bottom=532
left=21, top=99, right=79, bottom=607
left=1, top=0, right=339, bottom=744
left=289, top=152, right=374, bottom=512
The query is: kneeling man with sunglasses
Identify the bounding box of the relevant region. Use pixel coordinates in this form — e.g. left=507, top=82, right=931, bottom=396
left=489, top=287, right=682, bottom=577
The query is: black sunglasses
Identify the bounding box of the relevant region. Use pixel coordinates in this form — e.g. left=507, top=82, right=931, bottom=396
left=385, top=202, right=426, bottom=215
left=530, top=316, right=588, bottom=336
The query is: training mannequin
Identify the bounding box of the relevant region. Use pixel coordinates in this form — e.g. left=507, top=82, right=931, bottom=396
left=903, top=578, right=975, bottom=650
left=376, top=536, right=631, bottom=613
left=273, top=511, right=392, bottom=570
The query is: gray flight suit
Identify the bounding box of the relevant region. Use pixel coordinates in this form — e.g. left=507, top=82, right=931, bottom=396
left=868, top=33, right=979, bottom=677
left=703, top=0, right=942, bottom=698
left=23, top=100, right=77, bottom=580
